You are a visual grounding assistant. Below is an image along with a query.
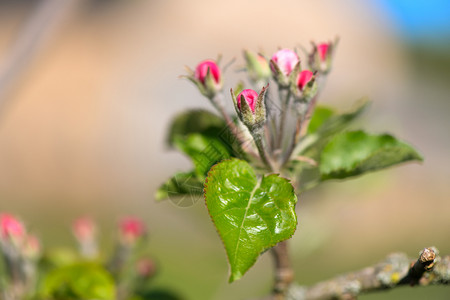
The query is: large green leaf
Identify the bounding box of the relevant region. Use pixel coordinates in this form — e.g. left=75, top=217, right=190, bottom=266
left=204, top=159, right=297, bottom=282
left=40, top=263, right=115, bottom=299
left=320, top=130, right=423, bottom=180
left=167, top=109, right=225, bottom=147
left=156, top=171, right=203, bottom=201
left=175, top=133, right=231, bottom=178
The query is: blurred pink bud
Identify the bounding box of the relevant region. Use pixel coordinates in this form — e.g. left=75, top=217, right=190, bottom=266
left=317, top=43, right=330, bottom=61
left=119, top=217, right=146, bottom=244
left=0, top=213, right=25, bottom=241
left=136, top=258, right=156, bottom=278
left=271, top=49, right=299, bottom=76
left=23, top=234, right=41, bottom=259
left=194, top=60, right=221, bottom=85
left=72, top=217, right=96, bottom=242
left=236, top=89, right=258, bottom=113
left=297, top=70, right=314, bottom=91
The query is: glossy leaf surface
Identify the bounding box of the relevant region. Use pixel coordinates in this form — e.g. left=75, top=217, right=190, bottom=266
left=320, top=130, right=423, bottom=180
left=205, top=159, right=297, bottom=282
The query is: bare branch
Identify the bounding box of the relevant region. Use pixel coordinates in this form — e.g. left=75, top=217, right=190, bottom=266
left=283, top=247, right=449, bottom=300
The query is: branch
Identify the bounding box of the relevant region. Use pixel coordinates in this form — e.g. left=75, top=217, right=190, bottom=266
left=283, top=247, right=449, bottom=300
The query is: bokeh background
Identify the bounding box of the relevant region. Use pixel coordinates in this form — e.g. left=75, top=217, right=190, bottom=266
left=0, top=0, right=449, bottom=299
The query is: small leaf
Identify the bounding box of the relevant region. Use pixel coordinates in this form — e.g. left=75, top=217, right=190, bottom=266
left=175, top=134, right=231, bottom=178
left=299, top=100, right=369, bottom=155
left=156, top=171, right=203, bottom=201
left=167, top=109, right=226, bottom=147
left=320, top=130, right=423, bottom=180
left=307, top=106, right=335, bottom=134
left=40, top=263, right=115, bottom=299
left=205, top=159, right=297, bottom=282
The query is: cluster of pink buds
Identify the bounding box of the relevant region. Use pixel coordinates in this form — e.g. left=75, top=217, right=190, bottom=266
left=0, top=213, right=41, bottom=298
left=185, top=39, right=336, bottom=170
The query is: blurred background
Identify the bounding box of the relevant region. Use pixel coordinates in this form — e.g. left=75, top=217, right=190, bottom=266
left=0, top=0, right=449, bottom=299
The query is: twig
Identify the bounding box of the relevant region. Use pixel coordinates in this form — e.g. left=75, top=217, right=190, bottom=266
left=271, top=241, right=294, bottom=299
left=282, top=247, right=449, bottom=300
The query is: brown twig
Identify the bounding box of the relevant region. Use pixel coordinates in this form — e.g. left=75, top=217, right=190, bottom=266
left=271, top=241, right=295, bottom=299
left=281, top=247, right=449, bottom=300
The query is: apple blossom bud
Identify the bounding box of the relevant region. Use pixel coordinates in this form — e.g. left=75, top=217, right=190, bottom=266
left=119, top=217, right=146, bottom=245
left=243, top=50, right=271, bottom=86
left=186, top=59, right=223, bottom=99
left=195, top=60, right=221, bottom=85
left=22, top=234, right=41, bottom=260
left=297, top=70, right=314, bottom=91
left=292, top=69, right=317, bottom=103
left=309, top=38, right=338, bottom=74
left=236, top=89, right=258, bottom=113
left=317, top=43, right=329, bottom=62
left=136, top=258, right=157, bottom=278
left=270, top=49, right=299, bottom=76
left=72, top=217, right=96, bottom=243
left=0, top=213, right=25, bottom=245
left=231, top=85, right=268, bottom=132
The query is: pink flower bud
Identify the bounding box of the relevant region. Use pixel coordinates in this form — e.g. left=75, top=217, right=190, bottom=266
left=317, top=43, right=330, bottom=61
left=72, top=217, right=96, bottom=242
left=0, top=213, right=25, bottom=241
left=119, top=217, right=146, bottom=245
left=271, top=49, right=299, bottom=76
left=23, top=234, right=41, bottom=259
left=194, top=60, right=221, bottom=85
left=136, top=258, right=156, bottom=278
left=236, top=89, right=258, bottom=113
left=297, top=70, right=314, bottom=91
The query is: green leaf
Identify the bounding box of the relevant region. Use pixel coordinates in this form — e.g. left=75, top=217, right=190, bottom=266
left=175, top=133, right=231, bottom=178
left=40, top=263, right=115, bottom=299
left=204, top=159, right=297, bottom=282
left=307, top=106, right=335, bottom=134
left=320, top=130, right=423, bottom=180
left=156, top=171, right=204, bottom=201
left=167, top=109, right=225, bottom=147
left=299, top=100, right=369, bottom=155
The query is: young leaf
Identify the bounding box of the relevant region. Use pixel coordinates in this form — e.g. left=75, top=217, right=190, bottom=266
left=307, top=106, right=335, bottom=134
left=320, top=130, right=423, bottom=180
left=204, top=159, right=297, bottom=282
left=156, top=171, right=204, bottom=201
left=167, top=109, right=225, bottom=147
left=175, top=133, right=231, bottom=178
left=40, top=263, right=115, bottom=299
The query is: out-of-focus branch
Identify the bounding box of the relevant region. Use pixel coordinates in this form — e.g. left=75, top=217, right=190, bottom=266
left=0, top=0, right=79, bottom=109
left=281, top=247, right=449, bottom=300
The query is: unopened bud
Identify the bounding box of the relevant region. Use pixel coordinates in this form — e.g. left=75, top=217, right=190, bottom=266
left=291, top=69, right=318, bottom=103
left=119, top=217, right=147, bottom=246
left=136, top=258, right=157, bottom=278
left=243, top=50, right=271, bottom=86
left=231, top=85, right=268, bottom=132
left=185, top=59, right=223, bottom=99
left=308, top=38, right=338, bottom=74
left=0, top=213, right=25, bottom=246
left=22, top=234, right=41, bottom=260
left=72, top=217, right=96, bottom=243
left=270, top=49, right=300, bottom=87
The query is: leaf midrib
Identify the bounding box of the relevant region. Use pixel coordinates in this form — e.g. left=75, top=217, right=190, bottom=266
left=232, top=177, right=262, bottom=265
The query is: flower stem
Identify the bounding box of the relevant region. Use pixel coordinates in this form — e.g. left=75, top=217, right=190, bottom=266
left=252, top=129, right=273, bottom=172
left=271, top=240, right=294, bottom=299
